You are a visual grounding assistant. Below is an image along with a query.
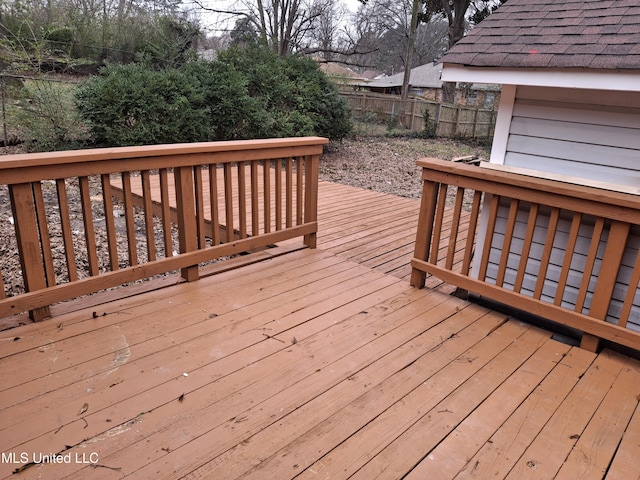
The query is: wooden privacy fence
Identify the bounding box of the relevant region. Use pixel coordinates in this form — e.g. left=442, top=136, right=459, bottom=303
left=0, top=137, right=327, bottom=321
left=411, top=158, right=640, bottom=352
left=340, top=91, right=497, bottom=138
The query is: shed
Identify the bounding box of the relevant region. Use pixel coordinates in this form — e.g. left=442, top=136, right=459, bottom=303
left=441, top=0, right=640, bottom=191
left=439, top=0, right=640, bottom=332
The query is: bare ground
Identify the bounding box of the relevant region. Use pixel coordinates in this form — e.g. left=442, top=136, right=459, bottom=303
left=319, top=136, right=489, bottom=199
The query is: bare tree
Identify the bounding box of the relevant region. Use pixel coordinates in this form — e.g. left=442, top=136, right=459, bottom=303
left=346, top=0, right=447, bottom=75
left=424, top=0, right=505, bottom=102
left=196, top=0, right=332, bottom=56
left=308, top=0, right=345, bottom=60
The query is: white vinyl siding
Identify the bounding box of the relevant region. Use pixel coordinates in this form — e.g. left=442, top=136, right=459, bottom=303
left=484, top=202, right=640, bottom=332
left=479, top=86, right=640, bottom=331
left=504, top=86, right=640, bottom=189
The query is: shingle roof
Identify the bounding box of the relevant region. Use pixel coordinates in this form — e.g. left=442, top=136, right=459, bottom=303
left=366, top=63, right=443, bottom=89
left=441, top=0, right=640, bottom=69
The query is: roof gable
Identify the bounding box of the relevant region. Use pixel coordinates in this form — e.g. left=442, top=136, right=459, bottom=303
left=441, top=0, right=640, bottom=70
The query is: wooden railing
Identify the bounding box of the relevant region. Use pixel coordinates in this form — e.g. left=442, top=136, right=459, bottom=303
left=0, top=137, right=327, bottom=321
left=411, top=158, right=640, bottom=352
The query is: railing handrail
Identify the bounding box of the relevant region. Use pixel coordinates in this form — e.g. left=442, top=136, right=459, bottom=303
left=1, top=137, right=327, bottom=321
left=416, top=158, right=640, bottom=214
left=0, top=137, right=328, bottom=184
left=412, top=157, right=640, bottom=352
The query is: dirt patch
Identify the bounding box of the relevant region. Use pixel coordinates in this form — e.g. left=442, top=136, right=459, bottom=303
left=319, top=136, right=489, bottom=199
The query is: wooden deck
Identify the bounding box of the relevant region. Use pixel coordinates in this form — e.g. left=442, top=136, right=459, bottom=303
left=315, top=182, right=423, bottom=283
left=2, top=171, right=640, bottom=479
left=2, top=248, right=640, bottom=479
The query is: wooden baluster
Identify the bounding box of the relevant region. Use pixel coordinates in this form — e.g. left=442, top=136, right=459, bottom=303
left=159, top=169, right=173, bottom=256
left=304, top=154, right=319, bottom=249
left=446, top=187, right=465, bottom=271
left=56, top=179, right=78, bottom=281
left=32, top=181, right=56, bottom=287
left=533, top=207, right=560, bottom=300
left=461, top=190, right=482, bottom=276
left=513, top=203, right=539, bottom=294
left=193, top=166, right=206, bottom=248
left=495, top=198, right=519, bottom=287
left=79, top=176, right=99, bottom=276
left=208, top=166, right=221, bottom=246
left=575, top=218, right=605, bottom=314
left=251, top=161, right=259, bottom=236
left=238, top=162, right=247, bottom=239
left=174, top=166, right=198, bottom=282
left=296, top=157, right=303, bottom=226
left=478, top=194, right=500, bottom=282
left=263, top=160, right=271, bottom=234
left=554, top=212, right=582, bottom=306
left=275, top=159, right=283, bottom=231
left=9, top=183, right=50, bottom=320
left=141, top=170, right=157, bottom=261
left=121, top=172, right=138, bottom=267
left=286, top=158, right=293, bottom=228
left=429, top=184, right=449, bottom=265
left=100, top=174, right=119, bottom=271
left=224, top=163, right=234, bottom=243
left=618, top=244, right=640, bottom=329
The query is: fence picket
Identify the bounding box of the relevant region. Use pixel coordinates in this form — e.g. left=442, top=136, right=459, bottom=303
left=340, top=91, right=496, bottom=138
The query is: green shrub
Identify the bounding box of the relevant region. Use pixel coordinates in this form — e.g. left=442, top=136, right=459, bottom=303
left=282, top=54, right=352, bottom=141
left=75, top=47, right=352, bottom=147
left=75, top=63, right=211, bottom=146
left=13, top=79, right=90, bottom=152
left=218, top=47, right=351, bottom=140
left=177, top=61, right=258, bottom=140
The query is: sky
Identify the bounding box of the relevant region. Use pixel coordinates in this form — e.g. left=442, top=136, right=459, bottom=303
left=190, top=0, right=363, bottom=35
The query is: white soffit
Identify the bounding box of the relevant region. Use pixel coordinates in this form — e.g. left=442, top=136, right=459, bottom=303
left=441, top=64, right=640, bottom=92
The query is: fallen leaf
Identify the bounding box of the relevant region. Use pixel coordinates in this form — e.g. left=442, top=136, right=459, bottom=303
left=78, top=402, right=89, bottom=415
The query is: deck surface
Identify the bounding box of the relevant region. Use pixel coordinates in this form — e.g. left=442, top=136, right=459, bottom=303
left=3, top=176, right=640, bottom=479
left=2, top=248, right=640, bottom=479
left=315, top=181, right=428, bottom=283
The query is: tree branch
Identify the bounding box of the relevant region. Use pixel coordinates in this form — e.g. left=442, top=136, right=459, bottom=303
left=192, top=0, right=247, bottom=16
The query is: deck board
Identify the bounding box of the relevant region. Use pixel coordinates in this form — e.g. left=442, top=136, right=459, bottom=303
left=2, top=172, right=640, bottom=479
left=2, top=249, right=640, bottom=479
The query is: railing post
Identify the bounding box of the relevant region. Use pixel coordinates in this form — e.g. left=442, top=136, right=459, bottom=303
left=581, top=220, right=631, bottom=352
left=410, top=174, right=439, bottom=288
left=303, top=154, right=319, bottom=249
left=9, top=183, right=51, bottom=320
left=174, top=166, right=199, bottom=282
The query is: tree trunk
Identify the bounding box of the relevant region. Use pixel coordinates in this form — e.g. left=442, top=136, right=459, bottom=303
left=399, top=0, right=421, bottom=127
left=441, top=81, right=456, bottom=104
left=441, top=0, right=470, bottom=104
